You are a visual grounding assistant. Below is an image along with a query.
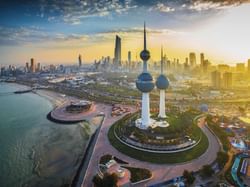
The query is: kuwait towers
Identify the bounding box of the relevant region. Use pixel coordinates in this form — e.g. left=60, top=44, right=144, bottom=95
left=156, top=47, right=169, bottom=118
left=136, top=23, right=154, bottom=129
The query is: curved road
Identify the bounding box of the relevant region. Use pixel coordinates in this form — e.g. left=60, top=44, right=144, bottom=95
left=81, top=108, right=221, bottom=187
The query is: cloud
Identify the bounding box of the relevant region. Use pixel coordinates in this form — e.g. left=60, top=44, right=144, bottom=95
left=40, top=0, right=137, bottom=25
left=1, top=0, right=249, bottom=26
left=0, top=25, right=182, bottom=48
left=149, top=3, right=175, bottom=13
left=101, top=27, right=181, bottom=36
left=188, top=0, right=242, bottom=11
left=0, top=26, right=90, bottom=46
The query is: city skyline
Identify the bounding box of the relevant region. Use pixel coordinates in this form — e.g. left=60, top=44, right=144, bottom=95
left=2, top=10, right=250, bottom=186
left=0, top=0, right=250, bottom=65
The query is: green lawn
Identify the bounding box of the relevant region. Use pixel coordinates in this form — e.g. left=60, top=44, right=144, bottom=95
left=108, top=114, right=209, bottom=164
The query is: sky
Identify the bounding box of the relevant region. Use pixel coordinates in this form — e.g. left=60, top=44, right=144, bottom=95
left=0, top=0, right=250, bottom=66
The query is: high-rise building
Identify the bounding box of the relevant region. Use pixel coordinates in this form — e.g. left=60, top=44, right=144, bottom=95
left=128, top=51, right=131, bottom=69
left=203, top=60, right=210, bottom=73
left=114, top=35, right=121, bottom=67
left=218, top=64, right=230, bottom=72
left=135, top=23, right=154, bottom=129
left=25, top=62, right=29, bottom=72
left=185, top=57, right=188, bottom=64
left=223, top=72, right=233, bottom=89
left=189, top=52, right=196, bottom=67
left=236, top=63, right=245, bottom=72
left=248, top=59, right=250, bottom=72
left=78, top=54, right=82, bottom=67
left=200, top=53, right=204, bottom=67
left=37, top=62, right=41, bottom=72
left=30, top=58, right=36, bottom=73
left=156, top=47, right=169, bottom=118
left=211, top=71, right=221, bottom=89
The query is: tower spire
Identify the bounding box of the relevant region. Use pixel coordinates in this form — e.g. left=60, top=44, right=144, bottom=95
left=144, top=22, right=146, bottom=50
left=161, top=46, right=163, bottom=74
left=140, top=22, right=150, bottom=72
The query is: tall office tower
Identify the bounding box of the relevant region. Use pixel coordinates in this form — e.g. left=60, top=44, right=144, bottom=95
left=203, top=60, right=209, bottom=73
left=189, top=52, right=196, bottom=67
left=136, top=23, right=154, bottom=129
left=176, top=59, right=179, bottom=65
left=166, top=60, right=171, bottom=69
left=223, top=72, right=233, bottom=89
left=185, top=57, right=188, bottom=64
left=78, top=54, right=82, bottom=67
left=211, top=71, right=221, bottom=89
left=25, top=62, right=29, bottom=72
left=114, top=35, right=121, bottom=67
left=200, top=53, right=204, bottom=67
left=248, top=59, right=250, bottom=72
left=156, top=47, right=169, bottom=118
left=236, top=63, right=245, bottom=72
left=218, top=64, right=230, bottom=72
left=30, top=58, right=36, bottom=73
left=128, top=51, right=131, bottom=69
left=37, top=63, right=41, bottom=72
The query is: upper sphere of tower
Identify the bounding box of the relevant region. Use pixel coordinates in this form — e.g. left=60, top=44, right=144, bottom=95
left=140, top=49, right=150, bottom=62
left=156, top=74, right=169, bottom=89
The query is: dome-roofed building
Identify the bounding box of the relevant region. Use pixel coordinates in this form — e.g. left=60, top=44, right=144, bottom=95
left=156, top=47, right=169, bottom=118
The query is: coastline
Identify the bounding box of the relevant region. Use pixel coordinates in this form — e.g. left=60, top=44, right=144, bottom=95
left=34, top=89, right=68, bottom=108
left=3, top=82, right=102, bottom=187
left=30, top=88, right=106, bottom=187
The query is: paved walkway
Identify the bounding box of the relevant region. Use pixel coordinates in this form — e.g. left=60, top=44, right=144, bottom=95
left=81, top=113, right=221, bottom=187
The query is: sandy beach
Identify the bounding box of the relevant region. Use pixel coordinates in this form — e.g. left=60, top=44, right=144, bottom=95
left=34, top=89, right=70, bottom=107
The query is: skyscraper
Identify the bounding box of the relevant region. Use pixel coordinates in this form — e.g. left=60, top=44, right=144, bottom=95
left=248, top=59, right=250, bottom=72
left=78, top=54, right=82, bottom=67
left=25, top=62, right=29, bottom=72
left=136, top=23, right=154, bottom=129
left=189, top=52, right=196, bottom=67
left=156, top=47, right=169, bottom=118
left=37, top=62, right=41, bottom=72
left=223, top=72, right=233, bottom=89
left=236, top=63, right=245, bottom=72
left=200, top=53, right=204, bottom=67
left=211, top=71, right=221, bottom=89
left=185, top=57, right=188, bottom=64
left=114, top=35, right=121, bottom=67
left=218, top=64, right=230, bottom=72
left=30, top=58, right=36, bottom=73
left=128, top=51, right=131, bottom=69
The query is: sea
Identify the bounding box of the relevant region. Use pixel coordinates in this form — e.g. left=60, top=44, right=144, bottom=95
left=0, top=83, right=99, bottom=187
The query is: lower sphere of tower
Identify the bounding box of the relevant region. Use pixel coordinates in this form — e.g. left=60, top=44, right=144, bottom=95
left=136, top=72, right=154, bottom=92
left=156, top=74, right=169, bottom=90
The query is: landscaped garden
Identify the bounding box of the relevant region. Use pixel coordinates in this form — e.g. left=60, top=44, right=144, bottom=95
left=108, top=109, right=209, bottom=163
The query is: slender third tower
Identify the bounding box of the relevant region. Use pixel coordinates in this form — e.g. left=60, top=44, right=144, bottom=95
left=136, top=23, right=155, bottom=129
left=156, top=47, right=169, bottom=118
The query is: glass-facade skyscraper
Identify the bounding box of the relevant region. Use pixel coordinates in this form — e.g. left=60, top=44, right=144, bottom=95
left=114, top=35, right=121, bottom=67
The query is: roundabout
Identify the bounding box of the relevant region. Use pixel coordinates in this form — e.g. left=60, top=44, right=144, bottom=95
left=108, top=110, right=209, bottom=163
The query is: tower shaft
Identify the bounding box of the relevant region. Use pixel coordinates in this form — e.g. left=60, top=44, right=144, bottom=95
left=159, top=89, right=166, bottom=118
left=141, top=93, right=151, bottom=129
